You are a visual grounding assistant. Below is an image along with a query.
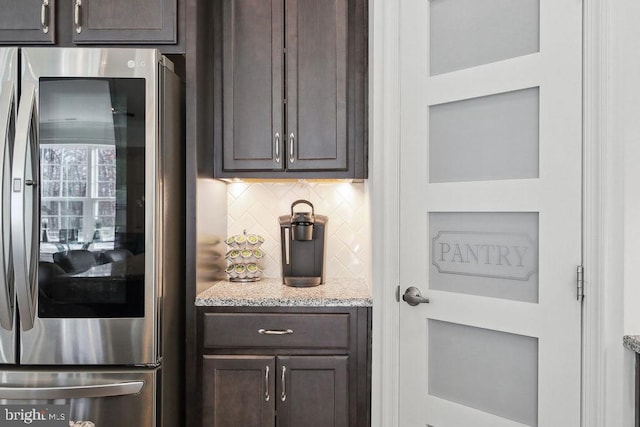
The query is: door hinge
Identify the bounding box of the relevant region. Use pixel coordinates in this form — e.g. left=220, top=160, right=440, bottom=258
left=395, top=285, right=400, bottom=302
left=577, top=265, right=584, bottom=301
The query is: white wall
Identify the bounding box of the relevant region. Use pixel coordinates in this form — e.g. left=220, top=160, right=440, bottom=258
left=614, top=0, right=640, bottom=425
left=616, top=1, right=640, bottom=338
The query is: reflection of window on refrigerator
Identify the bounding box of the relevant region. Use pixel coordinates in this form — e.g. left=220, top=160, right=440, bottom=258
left=40, top=145, right=116, bottom=246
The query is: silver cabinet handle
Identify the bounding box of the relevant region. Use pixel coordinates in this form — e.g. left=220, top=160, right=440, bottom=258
left=0, top=381, right=144, bottom=400
left=402, top=286, right=430, bottom=306
left=288, top=132, right=295, bottom=163
left=0, top=82, right=14, bottom=331
left=274, top=132, right=281, bottom=163
left=258, top=328, right=293, bottom=335
left=11, top=83, right=39, bottom=332
left=280, top=366, right=287, bottom=402
left=264, top=366, right=270, bottom=401
left=40, top=0, right=50, bottom=34
left=74, top=0, right=82, bottom=33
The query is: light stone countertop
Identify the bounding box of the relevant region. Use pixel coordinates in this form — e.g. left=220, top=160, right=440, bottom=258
left=195, top=277, right=372, bottom=307
left=623, top=335, right=640, bottom=353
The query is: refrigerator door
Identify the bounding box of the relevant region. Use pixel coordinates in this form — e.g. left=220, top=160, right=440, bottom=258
left=14, top=48, right=162, bottom=365
left=0, top=48, right=17, bottom=364
left=0, top=368, right=157, bottom=425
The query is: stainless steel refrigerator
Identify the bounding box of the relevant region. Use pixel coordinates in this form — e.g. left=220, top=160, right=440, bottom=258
left=0, top=47, right=184, bottom=426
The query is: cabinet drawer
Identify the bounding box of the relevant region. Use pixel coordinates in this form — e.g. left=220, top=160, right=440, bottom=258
left=203, top=313, right=350, bottom=349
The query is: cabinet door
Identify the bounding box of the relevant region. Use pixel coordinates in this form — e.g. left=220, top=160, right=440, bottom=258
left=285, top=0, right=348, bottom=172
left=221, top=0, right=284, bottom=172
left=276, top=355, right=349, bottom=427
left=71, top=0, right=176, bottom=44
left=0, top=0, right=55, bottom=44
left=202, top=355, right=276, bottom=427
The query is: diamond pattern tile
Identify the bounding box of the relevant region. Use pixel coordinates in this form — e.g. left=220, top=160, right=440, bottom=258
left=227, top=181, right=370, bottom=279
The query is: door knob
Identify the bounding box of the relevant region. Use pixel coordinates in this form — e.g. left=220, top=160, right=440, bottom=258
left=402, top=286, right=429, bottom=306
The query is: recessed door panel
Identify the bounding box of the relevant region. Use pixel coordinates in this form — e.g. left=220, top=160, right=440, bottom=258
left=429, top=88, right=539, bottom=183
left=286, top=0, right=348, bottom=171
left=222, top=0, right=284, bottom=171
left=429, top=212, right=539, bottom=303
left=430, top=0, right=540, bottom=75
left=429, top=319, right=538, bottom=426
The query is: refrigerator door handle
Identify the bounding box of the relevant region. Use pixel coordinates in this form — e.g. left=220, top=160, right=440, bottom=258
left=0, top=381, right=145, bottom=400
left=11, top=82, right=38, bottom=331
left=0, top=82, right=15, bottom=331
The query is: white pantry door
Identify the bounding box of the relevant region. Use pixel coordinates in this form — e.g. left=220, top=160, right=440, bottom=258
left=398, top=1, right=583, bottom=426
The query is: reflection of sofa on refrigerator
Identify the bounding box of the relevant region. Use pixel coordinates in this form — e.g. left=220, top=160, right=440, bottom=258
left=53, top=250, right=97, bottom=273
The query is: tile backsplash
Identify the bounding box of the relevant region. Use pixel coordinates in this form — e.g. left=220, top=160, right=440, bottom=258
left=227, top=181, right=371, bottom=281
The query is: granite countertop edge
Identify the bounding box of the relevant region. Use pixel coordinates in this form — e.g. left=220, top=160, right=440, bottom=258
left=195, top=277, right=372, bottom=307
left=623, top=335, right=640, bottom=353
left=195, top=297, right=373, bottom=307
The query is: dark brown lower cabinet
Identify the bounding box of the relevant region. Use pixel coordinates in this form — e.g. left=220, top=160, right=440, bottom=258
left=203, top=356, right=275, bottom=426
left=203, top=355, right=348, bottom=427
left=198, top=306, right=371, bottom=427
left=278, top=356, right=348, bottom=427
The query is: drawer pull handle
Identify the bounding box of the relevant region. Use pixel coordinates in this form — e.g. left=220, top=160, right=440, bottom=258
left=264, top=366, right=270, bottom=402
left=258, top=328, right=293, bottom=335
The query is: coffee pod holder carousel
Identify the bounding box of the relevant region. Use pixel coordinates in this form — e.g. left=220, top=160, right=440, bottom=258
left=224, top=230, right=265, bottom=282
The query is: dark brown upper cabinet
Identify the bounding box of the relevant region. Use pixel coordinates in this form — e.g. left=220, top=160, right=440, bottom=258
left=0, top=0, right=182, bottom=52
left=0, top=0, right=56, bottom=44
left=212, top=0, right=367, bottom=179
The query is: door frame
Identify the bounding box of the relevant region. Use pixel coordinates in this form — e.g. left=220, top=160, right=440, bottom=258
left=368, top=0, right=627, bottom=426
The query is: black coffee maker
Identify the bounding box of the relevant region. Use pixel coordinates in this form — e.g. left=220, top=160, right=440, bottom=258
left=279, top=200, right=328, bottom=287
